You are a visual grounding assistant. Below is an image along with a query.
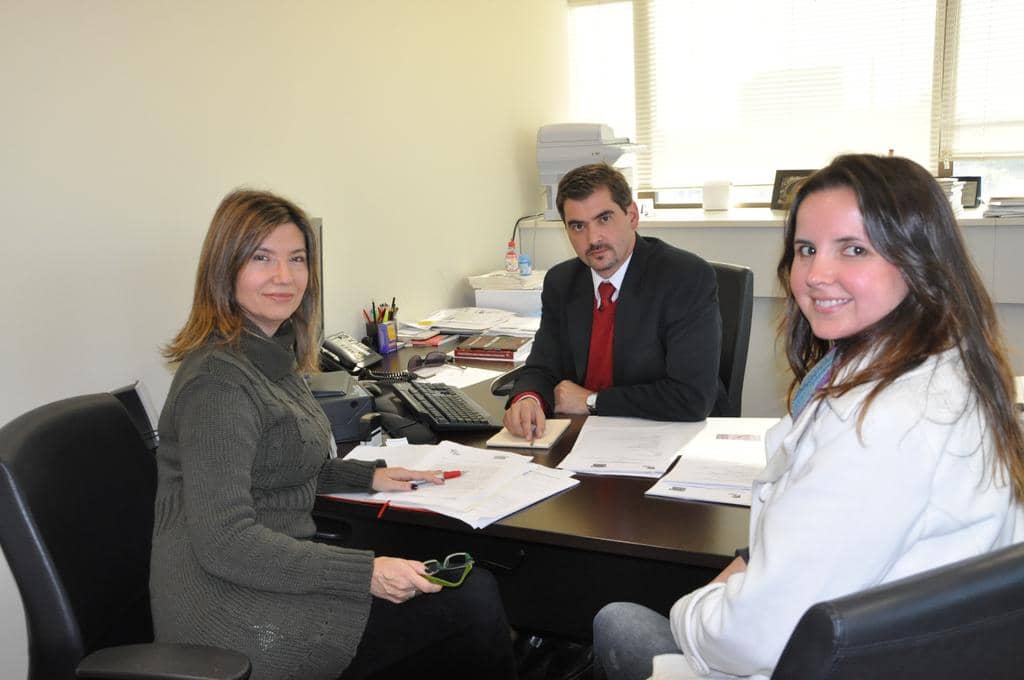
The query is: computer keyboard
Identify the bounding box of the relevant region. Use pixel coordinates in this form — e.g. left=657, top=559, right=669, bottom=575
left=391, top=381, right=502, bottom=432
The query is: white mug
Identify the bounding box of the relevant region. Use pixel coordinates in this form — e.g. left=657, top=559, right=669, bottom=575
left=702, top=180, right=732, bottom=211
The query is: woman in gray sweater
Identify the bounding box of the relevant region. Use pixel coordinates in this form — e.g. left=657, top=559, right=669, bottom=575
left=150, top=189, right=516, bottom=680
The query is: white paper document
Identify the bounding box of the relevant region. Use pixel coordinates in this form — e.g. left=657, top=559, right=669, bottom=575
left=416, top=365, right=504, bottom=388
left=645, top=417, right=779, bottom=506
left=418, top=307, right=515, bottom=333
left=557, top=416, right=706, bottom=478
left=322, top=441, right=578, bottom=528
left=468, top=270, right=546, bottom=290
left=483, top=315, right=542, bottom=338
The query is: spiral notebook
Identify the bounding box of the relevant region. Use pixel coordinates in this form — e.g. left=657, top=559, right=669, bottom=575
left=485, top=419, right=572, bottom=450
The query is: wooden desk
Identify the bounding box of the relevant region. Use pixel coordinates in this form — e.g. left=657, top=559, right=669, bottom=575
left=313, top=351, right=750, bottom=639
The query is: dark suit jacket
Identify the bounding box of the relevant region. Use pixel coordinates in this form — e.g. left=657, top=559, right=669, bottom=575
left=509, top=236, right=725, bottom=421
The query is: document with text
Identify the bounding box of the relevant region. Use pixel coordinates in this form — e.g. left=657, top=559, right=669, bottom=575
left=322, top=441, right=578, bottom=528
left=557, top=416, right=706, bottom=478
left=645, top=417, right=779, bottom=506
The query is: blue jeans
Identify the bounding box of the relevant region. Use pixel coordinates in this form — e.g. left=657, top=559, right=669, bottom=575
left=593, top=602, right=681, bottom=680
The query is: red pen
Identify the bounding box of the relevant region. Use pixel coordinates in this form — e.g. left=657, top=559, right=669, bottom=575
left=411, top=471, right=462, bottom=490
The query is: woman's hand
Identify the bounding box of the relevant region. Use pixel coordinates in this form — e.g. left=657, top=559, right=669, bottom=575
left=710, top=555, right=747, bottom=585
left=372, top=467, right=444, bottom=492
left=370, top=556, right=442, bottom=603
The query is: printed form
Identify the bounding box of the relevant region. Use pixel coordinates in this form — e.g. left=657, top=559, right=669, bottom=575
left=557, top=416, right=706, bottom=478
left=645, top=417, right=779, bottom=506
left=324, top=441, right=577, bottom=528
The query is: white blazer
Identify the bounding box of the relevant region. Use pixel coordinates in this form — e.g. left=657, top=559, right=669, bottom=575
left=668, top=349, right=1024, bottom=679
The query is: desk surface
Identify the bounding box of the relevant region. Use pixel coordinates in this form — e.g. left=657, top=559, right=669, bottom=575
left=313, top=349, right=752, bottom=637
left=316, top=350, right=750, bottom=568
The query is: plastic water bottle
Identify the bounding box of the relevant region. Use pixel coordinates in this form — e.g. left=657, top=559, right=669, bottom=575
left=518, top=254, right=533, bottom=276
left=504, top=240, right=519, bottom=273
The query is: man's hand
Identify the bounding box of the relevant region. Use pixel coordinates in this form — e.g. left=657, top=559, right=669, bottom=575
left=503, top=396, right=546, bottom=442
left=554, top=380, right=593, bottom=415
left=370, top=556, right=442, bottom=603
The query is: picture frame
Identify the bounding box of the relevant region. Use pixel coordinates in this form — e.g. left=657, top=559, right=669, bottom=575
left=771, top=169, right=816, bottom=211
left=956, top=176, right=982, bottom=209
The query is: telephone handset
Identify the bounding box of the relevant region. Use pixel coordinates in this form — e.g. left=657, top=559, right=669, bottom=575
left=321, top=331, right=383, bottom=372
left=490, top=366, right=525, bottom=397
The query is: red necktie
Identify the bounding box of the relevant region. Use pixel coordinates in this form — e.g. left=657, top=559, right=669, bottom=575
left=585, top=282, right=616, bottom=391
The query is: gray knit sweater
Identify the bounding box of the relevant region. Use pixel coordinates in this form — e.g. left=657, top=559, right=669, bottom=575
left=150, top=324, right=377, bottom=680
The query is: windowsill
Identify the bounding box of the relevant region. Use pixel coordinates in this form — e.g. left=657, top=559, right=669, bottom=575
left=537, top=206, right=1020, bottom=229
left=635, top=206, right=1020, bottom=228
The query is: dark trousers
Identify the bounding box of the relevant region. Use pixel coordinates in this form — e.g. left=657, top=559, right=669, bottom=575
left=340, top=567, right=516, bottom=680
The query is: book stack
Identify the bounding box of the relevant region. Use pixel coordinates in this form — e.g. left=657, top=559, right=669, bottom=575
left=935, top=178, right=964, bottom=216
left=454, top=334, right=533, bottom=362
left=983, top=197, right=1024, bottom=218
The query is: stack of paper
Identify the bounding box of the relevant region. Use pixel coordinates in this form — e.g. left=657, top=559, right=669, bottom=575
left=935, top=178, right=964, bottom=217
left=416, top=365, right=505, bottom=389
left=645, top=418, right=778, bottom=506
left=558, top=416, right=706, bottom=478
left=983, top=197, right=1024, bottom=217
left=484, top=315, right=541, bottom=338
left=468, top=270, right=546, bottom=290
left=416, top=307, right=515, bottom=334
left=323, top=441, right=578, bottom=528
left=486, top=419, right=572, bottom=450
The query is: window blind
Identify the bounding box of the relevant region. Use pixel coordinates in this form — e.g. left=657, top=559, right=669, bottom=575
left=944, top=0, right=1024, bottom=163
left=570, top=0, right=938, bottom=190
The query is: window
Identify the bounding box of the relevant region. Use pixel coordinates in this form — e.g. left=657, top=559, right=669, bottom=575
left=568, top=0, right=1024, bottom=202
left=944, top=1, right=1024, bottom=196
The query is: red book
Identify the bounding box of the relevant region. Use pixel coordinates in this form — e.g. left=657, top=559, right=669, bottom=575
left=454, top=335, right=532, bottom=361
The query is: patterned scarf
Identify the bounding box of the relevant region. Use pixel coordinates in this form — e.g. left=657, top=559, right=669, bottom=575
left=790, top=347, right=837, bottom=419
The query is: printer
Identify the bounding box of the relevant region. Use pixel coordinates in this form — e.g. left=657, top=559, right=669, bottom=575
left=536, top=123, right=639, bottom=221
left=305, top=371, right=375, bottom=443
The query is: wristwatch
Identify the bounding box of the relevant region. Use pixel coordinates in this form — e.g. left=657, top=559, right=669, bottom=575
left=586, top=392, right=598, bottom=415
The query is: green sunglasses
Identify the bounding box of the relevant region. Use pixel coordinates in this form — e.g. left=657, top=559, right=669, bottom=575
left=423, top=552, right=474, bottom=587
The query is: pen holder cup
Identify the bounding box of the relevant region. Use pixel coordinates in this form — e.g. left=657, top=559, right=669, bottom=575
left=367, top=320, right=399, bottom=354
left=363, top=323, right=379, bottom=350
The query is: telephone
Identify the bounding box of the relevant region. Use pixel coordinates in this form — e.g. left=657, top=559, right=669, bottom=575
left=321, top=331, right=383, bottom=372
left=490, top=366, right=525, bottom=397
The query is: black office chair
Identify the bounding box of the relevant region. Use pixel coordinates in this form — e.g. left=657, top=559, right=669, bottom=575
left=772, top=541, right=1024, bottom=679
left=110, top=381, right=160, bottom=451
left=0, top=392, right=251, bottom=680
left=710, top=261, right=753, bottom=417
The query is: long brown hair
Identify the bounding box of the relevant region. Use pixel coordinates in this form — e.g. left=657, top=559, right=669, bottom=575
left=164, top=189, right=322, bottom=372
left=777, top=154, right=1024, bottom=500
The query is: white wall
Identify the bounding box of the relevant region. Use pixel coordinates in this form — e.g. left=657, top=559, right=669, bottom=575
left=0, top=2, right=568, bottom=676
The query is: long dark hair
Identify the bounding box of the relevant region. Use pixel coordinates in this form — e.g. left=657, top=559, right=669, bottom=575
left=165, top=189, right=322, bottom=372
left=777, top=154, right=1024, bottom=499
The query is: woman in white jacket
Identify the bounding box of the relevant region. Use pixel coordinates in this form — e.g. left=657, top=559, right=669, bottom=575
left=592, top=154, right=1024, bottom=680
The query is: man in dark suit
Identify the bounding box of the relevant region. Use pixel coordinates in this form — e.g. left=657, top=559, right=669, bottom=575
left=503, top=163, right=725, bottom=439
